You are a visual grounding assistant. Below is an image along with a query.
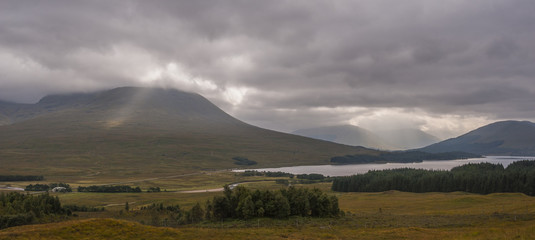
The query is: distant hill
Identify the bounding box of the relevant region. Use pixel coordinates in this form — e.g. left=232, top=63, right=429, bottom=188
left=292, top=125, right=440, bottom=150
left=375, top=128, right=441, bottom=150
left=420, top=121, right=535, bottom=156
left=0, top=93, right=97, bottom=125
left=0, top=87, right=378, bottom=180
left=292, top=125, right=392, bottom=149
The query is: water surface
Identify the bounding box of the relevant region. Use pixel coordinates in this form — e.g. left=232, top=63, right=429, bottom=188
left=236, top=156, right=535, bottom=177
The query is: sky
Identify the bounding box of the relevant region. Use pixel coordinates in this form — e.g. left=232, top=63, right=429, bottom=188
left=1, top=0, right=534, bottom=139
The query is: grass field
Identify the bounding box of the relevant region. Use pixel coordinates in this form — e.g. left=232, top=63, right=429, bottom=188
left=3, top=177, right=535, bottom=239
left=0, top=217, right=534, bottom=240
left=1, top=191, right=535, bottom=240
left=2, top=171, right=535, bottom=239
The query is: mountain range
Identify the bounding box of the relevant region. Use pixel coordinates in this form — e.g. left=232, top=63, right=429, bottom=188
left=292, top=125, right=440, bottom=150
left=0, top=87, right=377, bottom=180
left=292, top=120, right=535, bottom=156
left=1, top=86, right=534, bottom=182
left=420, top=120, right=535, bottom=156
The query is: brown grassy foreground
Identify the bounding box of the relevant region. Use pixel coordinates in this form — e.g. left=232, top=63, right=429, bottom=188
left=2, top=188, right=535, bottom=239
left=0, top=217, right=534, bottom=240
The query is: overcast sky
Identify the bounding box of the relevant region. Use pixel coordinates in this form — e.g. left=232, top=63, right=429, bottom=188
left=1, top=0, right=534, bottom=139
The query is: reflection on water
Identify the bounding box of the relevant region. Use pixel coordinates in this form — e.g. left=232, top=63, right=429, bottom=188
left=236, top=156, right=535, bottom=177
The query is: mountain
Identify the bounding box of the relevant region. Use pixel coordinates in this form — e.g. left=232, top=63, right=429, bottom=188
left=292, top=125, right=392, bottom=149
left=0, top=87, right=378, bottom=180
left=292, top=125, right=440, bottom=150
left=375, top=128, right=441, bottom=150
left=420, top=120, right=535, bottom=156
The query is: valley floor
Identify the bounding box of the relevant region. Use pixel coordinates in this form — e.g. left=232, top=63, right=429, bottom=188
left=2, top=173, right=535, bottom=239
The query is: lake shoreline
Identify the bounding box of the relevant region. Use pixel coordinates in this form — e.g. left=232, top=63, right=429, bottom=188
left=234, top=156, right=535, bottom=177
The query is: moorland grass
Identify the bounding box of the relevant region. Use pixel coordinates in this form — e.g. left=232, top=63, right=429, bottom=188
left=1, top=216, right=534, bottom=240
left=3, top=173, right=535, bottom=239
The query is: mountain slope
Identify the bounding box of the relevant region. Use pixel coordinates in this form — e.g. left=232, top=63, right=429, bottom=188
left=0, top=87, right=378, bottom=180
left=420, top=120, right=535, bottom=155
left=292, top=125, right=441, bottom=150
left=292, top=125, right=392, bottom=149
left=0, top=92, right=99, bottom=125
left=375, top=128, right=441, bottom=150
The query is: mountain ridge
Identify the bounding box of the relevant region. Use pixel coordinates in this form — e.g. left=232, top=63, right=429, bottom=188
left=420, top=120, right=535, bottom=156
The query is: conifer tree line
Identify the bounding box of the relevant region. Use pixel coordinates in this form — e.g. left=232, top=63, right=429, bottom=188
left=0, top=175, right=44, bottom=181
left=133, top=186, right=341, bottom=226
left=203, top=186, right=340, bottom=221
left=239, top=171, right=330, bottom=185
left=137, top=202, right=188, bottom=226
left=332, top=160, right=535, bottom=195
left=25, top=183, right=72, bottom=192
left=330, top=151, right=481, bottom=164
left=240, top=171, right=327, bottom=180
left=0, top=192, right=69, bottom=229
left=77, top=185, right=142, bottom=193
left=147, top=187, right=161, bottom=192
left=62, top=204, right=104, bottom=212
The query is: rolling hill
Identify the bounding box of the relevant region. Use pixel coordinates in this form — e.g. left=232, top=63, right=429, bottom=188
left=0, top=87, right=377, bottom=181
left=420, top=120, right=535, bottom=156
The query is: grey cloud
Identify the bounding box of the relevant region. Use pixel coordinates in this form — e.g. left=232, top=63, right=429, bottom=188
left=1, top=0, right=535, bottom=135
left=486, top=38, right=518, bottom=59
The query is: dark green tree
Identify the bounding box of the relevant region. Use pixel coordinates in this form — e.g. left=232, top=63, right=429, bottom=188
left=187, top=202, right=204, bottom=223
left=236, top=195, right=255, bottom=219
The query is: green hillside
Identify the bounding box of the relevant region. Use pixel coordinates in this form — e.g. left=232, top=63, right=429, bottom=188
left=0, top=87, right=377, bottom=182
left=420, top=120, right=535, bottom=155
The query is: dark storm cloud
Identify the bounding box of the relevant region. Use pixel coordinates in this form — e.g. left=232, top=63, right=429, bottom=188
left=1, top=0, right=534, bottom=136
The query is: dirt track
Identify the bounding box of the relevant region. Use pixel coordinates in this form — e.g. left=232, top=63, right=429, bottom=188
left=177, top=188, right=224, bottom=193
